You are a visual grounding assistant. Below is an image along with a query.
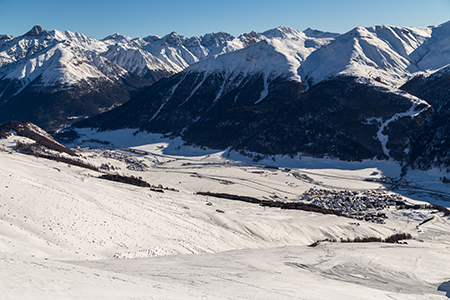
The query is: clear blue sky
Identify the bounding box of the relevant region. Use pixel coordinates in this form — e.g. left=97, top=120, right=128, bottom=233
left=1, top=0, right=450, bottom=39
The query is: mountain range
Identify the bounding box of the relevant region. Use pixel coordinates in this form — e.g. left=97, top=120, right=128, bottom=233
left=2, top=22, right=450, bottom=169
left=0, top=25, right=254, bottom=131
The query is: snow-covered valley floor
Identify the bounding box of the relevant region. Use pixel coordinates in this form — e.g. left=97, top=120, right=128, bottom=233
left=1, top=130, right=450, bottom=299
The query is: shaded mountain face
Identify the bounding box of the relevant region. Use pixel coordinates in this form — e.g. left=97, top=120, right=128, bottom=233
left=401, top=66, right=450, bottom=170
left=401, top=66, right=450, bottom=116
left=76, top=71, right=433, bottom=162
left=0, top=73, right=148, bottom=132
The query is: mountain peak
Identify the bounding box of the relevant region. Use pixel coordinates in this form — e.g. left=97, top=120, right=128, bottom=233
left=277, top=25, right=299, bottom=33
left=303, top=28, right=339, bottom=38
left=430, top=19, right=450, bottom=34
left=238, top=31, right=261, bottom=46
left=163, top=32, right=185, bottom=46
left=262, top=25, right=300, bottom=38
left=109, top=33, right=122, bottom=39
left=201, top=31, right=234, bottom=42
left=0, top=34, right=13, bottom=42
left=437, top=19, right=450, bottom=28
left=143, top=35, right=161, bottom=43
left=24, top=24, right=49, bottom=37
left=102, top=32, right=132, bottom=42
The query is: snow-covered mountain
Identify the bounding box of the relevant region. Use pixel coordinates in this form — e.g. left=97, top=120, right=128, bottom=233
left=78, top=22, right=450, bottom=165
left=182, top=22, right=450, bottom=89
left=101, top=30, right=259, bottom=82
left=3, top=22, right=450, bottom=167
left=0, top=25, right=150, bottom=132
left=302, top=23, right=450, bottom=87
left=0, top=25, right=108, bottom=80
left=0, top=25, right=262, bottom=131
left=188, top=25, right=338, bottom=83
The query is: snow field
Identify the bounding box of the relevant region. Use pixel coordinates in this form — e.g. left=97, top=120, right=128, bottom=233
left=0, top=146, right=406, bottom=260
left=1, top=131, right=450, bottom=299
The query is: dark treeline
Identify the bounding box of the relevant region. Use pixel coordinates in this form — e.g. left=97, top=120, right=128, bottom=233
left=15, top=142, right=98, bottom=171
left=99, top=173, right=179, bottom=192
left=397, top=203, right=450, bottom=216
left=309, top=233, right=412, bottom=247
left=99, top=174, right=151, bottom=187
left=195, top=191, right=347, bottom=217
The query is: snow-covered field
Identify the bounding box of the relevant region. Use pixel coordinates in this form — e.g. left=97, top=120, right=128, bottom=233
left=1, top=130, right=449, bottom=299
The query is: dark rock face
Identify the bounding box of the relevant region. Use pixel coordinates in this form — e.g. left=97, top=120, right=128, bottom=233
left=76, top=71, right=276, bottom=133
left=76, top=72, right=432, bottom=163
left=22, top=25, right=50, bottom=38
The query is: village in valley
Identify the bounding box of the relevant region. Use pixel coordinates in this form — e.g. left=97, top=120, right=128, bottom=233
left=298, top=188, right=404, bottom=224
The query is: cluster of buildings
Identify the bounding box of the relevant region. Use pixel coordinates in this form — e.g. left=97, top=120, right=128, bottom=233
left=81, top=148, right=149, bottom=171
left=299, top=188, right=404, bottom=223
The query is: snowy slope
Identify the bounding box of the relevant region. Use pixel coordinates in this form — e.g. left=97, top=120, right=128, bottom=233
left=0, top=25, right=153, bottom=131
left=189, top=25, right=338, bottom=83
left=4, top=42, right=125, bottom=87
left=1, top=129, right=450, bottom=299
left=0, top=25, right=121, bottom=86
left=184, top=22, right=450, bottom=89
left=412, top=20, right=450, bottom=71
left=0, top=25, right=128, bottom=98
left=301, top=22, right=450, bottom=87
left=102, top=43, right=174, bottom=81
left=3, top=241, right=450, bottom=300
left=0, top=136, right=397, bottom=260
left=101, top=30, right=247, bottom=82
left=0, top=25, right=107, bottom=73
left=2, top=127, right=449, bottom=260
left=101, top=33, right=178, bottom=81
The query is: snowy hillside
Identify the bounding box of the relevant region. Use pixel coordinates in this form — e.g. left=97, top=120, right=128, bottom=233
left=412, top=20, right=450, bottom=71
left=189, top=25, right=338, bottom=83
left=101, top=30, right=250, bottom=83
left=0, top=25, right=151, bottom=131
left=0, top=25, right=123, bottom=95
left=185, top=21, right=450, bottom=89
left=302, top=25, right=432, bottom=87
left=0, top=130, right=401, bottom=260
left=1, top=127, right=450, bottom=299
left=3, top=22, right=450, bottom=100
